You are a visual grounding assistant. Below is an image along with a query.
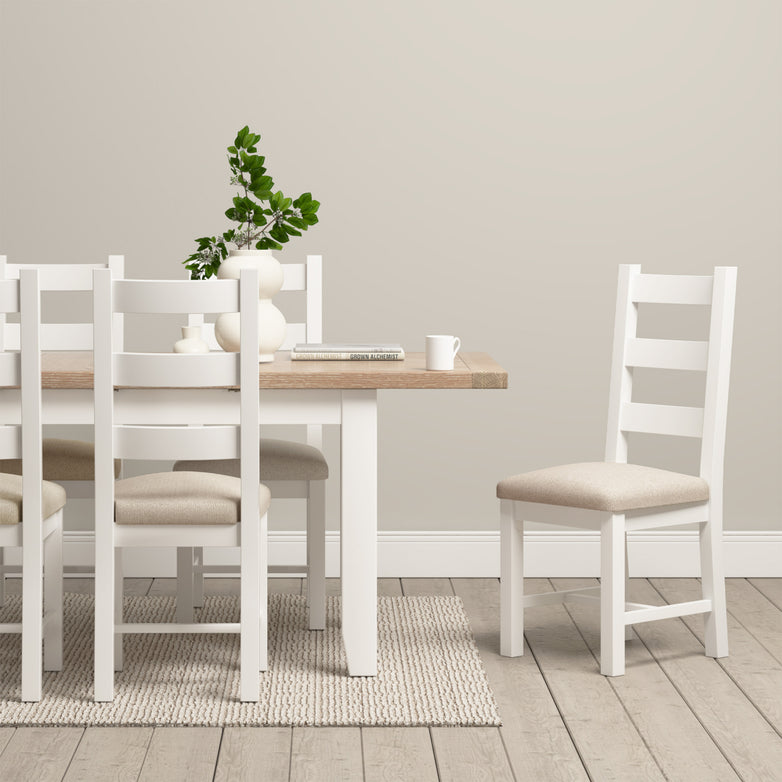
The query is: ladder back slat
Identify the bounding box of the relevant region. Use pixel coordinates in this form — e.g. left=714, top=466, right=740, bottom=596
left=631, top=274, right=713, bottom=305
left=114, top=353, right=240, bottom=388
left=0, top=425, right=22, bottom=459
left=114, top=425, right=240, bottom=461
left=621, top=402, right=704, bottom=438
left=0, top=281, right=20, bottom=314
left=113, top=279, right=240, bottom=314
left=0, top=352, right=20, bottom=386
left=625, top=338, right=709, bottom=371
left=280, top=263, right=306, bottom=291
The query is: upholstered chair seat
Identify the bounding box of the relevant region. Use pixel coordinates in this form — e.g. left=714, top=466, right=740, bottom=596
left=173, top=438, right=328, bottom=482
left=497, top=462, right=709, bottom=512
left=0, top=473, right=67, bottom=525
left=0, top=438, right=121, bottom=481
left=113, top=471, right=272, bottom=526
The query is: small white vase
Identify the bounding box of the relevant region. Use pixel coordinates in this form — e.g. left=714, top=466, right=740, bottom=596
left=173, top=325, right=210, bottom=354
left=214, top=249, right=287, bottom=362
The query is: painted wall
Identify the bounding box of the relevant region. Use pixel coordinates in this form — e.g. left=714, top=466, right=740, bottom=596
left=1, top=1, right=779, bottom=533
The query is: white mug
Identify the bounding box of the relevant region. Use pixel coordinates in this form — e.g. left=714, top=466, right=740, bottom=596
left=426, top=335, right=461, bottom=370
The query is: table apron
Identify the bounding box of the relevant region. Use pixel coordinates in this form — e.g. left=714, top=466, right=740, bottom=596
left=0, top=388, right=344, bottom=426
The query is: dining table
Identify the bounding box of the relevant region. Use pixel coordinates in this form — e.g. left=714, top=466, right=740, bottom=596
left=1, top=350, right=508, bottom=676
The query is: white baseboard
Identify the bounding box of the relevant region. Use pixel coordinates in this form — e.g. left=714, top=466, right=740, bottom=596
left=40, top=529, right=782, bottom=578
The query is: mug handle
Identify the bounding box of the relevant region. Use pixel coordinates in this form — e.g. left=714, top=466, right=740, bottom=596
left=452, top=337, right=461, bottom=358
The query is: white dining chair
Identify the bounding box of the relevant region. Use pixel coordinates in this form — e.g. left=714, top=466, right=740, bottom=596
left=92, top=267, right=269, bottom=702
left=0, top=269, right=65, bottom=701
left=498, top=265, right=737, bottom=675
left=175, top=254, right=328, bottom=630
left=0, top=256, right=125, bottom=595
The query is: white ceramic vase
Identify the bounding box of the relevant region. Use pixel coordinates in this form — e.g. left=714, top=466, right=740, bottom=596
left=173, top=325, right=210, bottom=354
left=214, top=249, right=287, bottom=361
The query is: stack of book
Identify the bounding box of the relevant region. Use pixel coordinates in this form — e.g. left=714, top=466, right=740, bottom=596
left=291, top=343, right=405, bottom=361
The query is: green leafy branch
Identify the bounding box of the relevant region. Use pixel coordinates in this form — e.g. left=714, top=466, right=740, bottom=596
left=184, top=126, right=320, bottom=279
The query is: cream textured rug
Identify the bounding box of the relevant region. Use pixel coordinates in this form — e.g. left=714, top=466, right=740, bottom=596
left=0, top=593, right=500, bottom=727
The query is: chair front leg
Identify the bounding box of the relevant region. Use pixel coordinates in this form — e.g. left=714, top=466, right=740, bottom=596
left=114, top=548, right=124, bottom=671
left=500, top=499, right=524, bottom=657
left=625, top=534, right=634, bottom=642
left=307, top=480, right=326, bottom=630
left=176, top=547, right=195, bottom=623
left=0, top=548, right=5, bottom=607
left=43, top=512, right=63, bottom=672
left=192, top=546, right=204, bottom=608
left=600, top=513, right=626, bottom=676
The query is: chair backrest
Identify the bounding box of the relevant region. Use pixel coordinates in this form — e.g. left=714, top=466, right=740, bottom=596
left=0, top=256, right=125, bottom=351
left=605, top=264, right=737, bottom=490
left=187, top=254, right=323, bottom=350
left=92, top=268, right=260, bottom=524
left=0, top=270, right=45, bottom=538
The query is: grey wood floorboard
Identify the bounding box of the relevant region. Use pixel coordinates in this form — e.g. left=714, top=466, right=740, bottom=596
left=553, top=577, right=739, bottom=782
left=362, top=727, right=438, bottom=782
left=431, top=727, right=514, bottom=782
left=516, top=577, right=665, bottom=781
left=0, top=728, right=14, bottom=755
left=401, top=578, right=454, bottom=596
left=214, top=728, right=291, bottom=782
left=650, top=578, right=782, bottom=736
left=452, top=578, right=589, bottom=782
left=0, top=728, right=83, bottom=782
left=751, top=578, right=782, bottom=611
left=630, top=578, right=782, bottom=781
left=725, top=578, right=782, bottom=662
left=63, top=727, right=152, bottom=782
left=137, top=728, right=221, bottom=782
left=290, top=727, right=363, bottom=782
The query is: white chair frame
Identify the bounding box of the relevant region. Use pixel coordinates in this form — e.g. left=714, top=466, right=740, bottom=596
left=500, top=265, right=737, bottom=675
left=93, top=268, right=266, bottom=702
left=0, top=269, right=64, bottom=701
left=0, top=256, right=125, bottom=593
left=184, top=254, right=328, bottom=629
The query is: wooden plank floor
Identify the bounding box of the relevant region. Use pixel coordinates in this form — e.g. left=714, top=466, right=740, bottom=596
left=1, top=577, right=780, bottom=781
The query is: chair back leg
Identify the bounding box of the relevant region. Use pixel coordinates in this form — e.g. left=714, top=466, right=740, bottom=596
left=307, top=480, right=327, bottom=630
left=699, top=501, right=729, bottom=657
left=43, top=509, right=64, bottom=672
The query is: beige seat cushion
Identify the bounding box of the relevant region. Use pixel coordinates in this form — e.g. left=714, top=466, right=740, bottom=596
left=0, top=438, right=121, bottom=481
left=0, top=473, right=67, bottom=525
left=173, top=438, right=328, bottom=481
left=114, top=471, right=272, bottom=525
left=496, top=462, right=709, bottom=512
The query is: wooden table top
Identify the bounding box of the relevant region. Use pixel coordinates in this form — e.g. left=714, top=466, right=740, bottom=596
left=39, top=352, right=508, bottom=390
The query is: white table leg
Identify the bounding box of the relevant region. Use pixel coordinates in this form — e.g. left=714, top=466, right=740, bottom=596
left=340, top=390, right=377, bottom=676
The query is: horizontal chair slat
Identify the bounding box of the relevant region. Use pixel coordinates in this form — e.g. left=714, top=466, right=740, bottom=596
left=114, top=353, right=239, bottom=387
left=631, top=274, right=713, bottom=305
left=625, top=338, right=709, bottom=371
left=0, top=425, right=22, bottom=459
left=118, top=622, right=241, bottom=634
left=0, top=281, right=19, bottom=314
left=621, top=402, right=704, bottom=438
left=5, top=264, right=104, bottom=290
left=113, top=279, right=240, bottom=314
left=0, top=352, right=20, bottom=386
left=281, top=263, right=306, bottom=291
left=114, top=424, right=240, bottom=460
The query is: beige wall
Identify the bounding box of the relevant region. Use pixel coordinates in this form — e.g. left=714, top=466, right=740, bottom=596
left=1, top=1, right=779, bottom=532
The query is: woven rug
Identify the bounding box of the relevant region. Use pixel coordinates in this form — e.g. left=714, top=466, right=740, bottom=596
left=0, top=593, right=500, bottom=727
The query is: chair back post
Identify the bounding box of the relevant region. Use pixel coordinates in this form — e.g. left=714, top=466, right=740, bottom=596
left=699, top=267, right=737, bottom=491
left=305, top=255, right=323, bottom=343
left=19, top=269, right=43, bottom=556
left=0, top=256, right=7, bottom=351
left=92, top=267, right=116, bottom=700
left=108, top=256, right=125, bottom=351
left=604, top=264, right=641, bottom=463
